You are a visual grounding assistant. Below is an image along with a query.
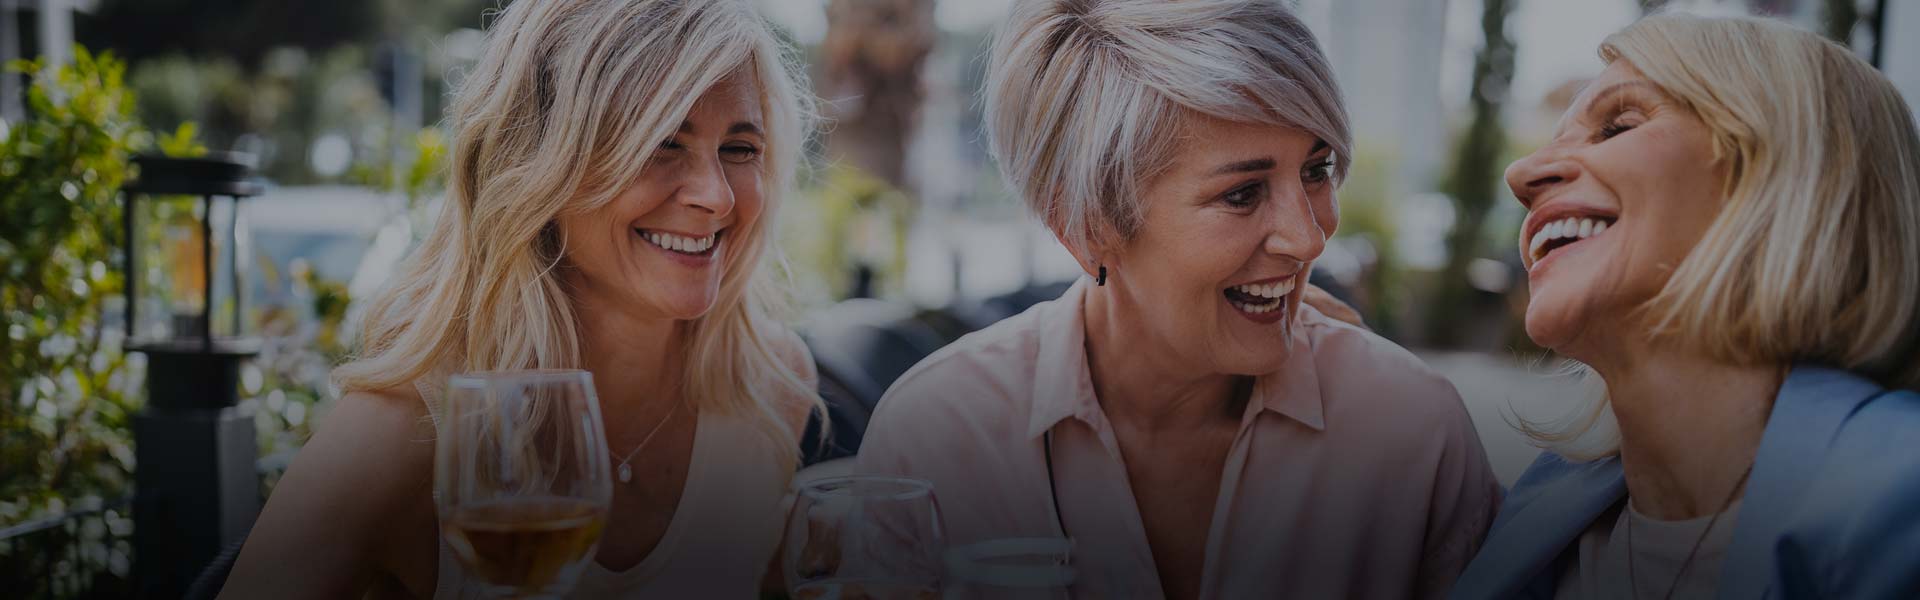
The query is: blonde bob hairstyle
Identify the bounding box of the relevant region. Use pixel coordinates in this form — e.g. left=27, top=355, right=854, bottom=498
left=334, top=0, right=818, bottom=460
left=1526, top=12, right=1920, bottom=459
left=983, top=0, right=1352, bottom=256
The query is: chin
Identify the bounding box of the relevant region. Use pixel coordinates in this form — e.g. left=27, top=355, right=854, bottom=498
left=645, top=289, right=722, bottom=321
left=1523, top=302, right=1585, bottom=354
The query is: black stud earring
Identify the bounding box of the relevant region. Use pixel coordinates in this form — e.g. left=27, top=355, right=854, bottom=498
left=1097, top=265, right=1107, bottom=286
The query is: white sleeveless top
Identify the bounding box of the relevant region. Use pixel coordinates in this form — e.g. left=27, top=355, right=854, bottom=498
left=417, top=380, right=794, bottom=599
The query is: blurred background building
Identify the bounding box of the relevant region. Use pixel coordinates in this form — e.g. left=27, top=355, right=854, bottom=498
left=1, top=0, right=1914, bottom=596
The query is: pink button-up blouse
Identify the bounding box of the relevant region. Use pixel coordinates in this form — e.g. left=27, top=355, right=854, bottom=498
left=855, top=279, right=1500, bottom=599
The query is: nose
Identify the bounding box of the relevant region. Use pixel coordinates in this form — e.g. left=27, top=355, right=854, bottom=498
left=678, top=154, right=735, bottom=217
left=1264, top=184, right=1328, bottom=263
left=1505, top=143, right=1579, bottom=210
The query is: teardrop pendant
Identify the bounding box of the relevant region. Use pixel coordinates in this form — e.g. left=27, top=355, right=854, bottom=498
left=618, top=463, right=633, bottom=484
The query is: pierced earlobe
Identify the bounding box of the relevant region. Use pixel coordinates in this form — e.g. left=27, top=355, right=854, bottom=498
left=1097, top=265, right=1107, bottom=286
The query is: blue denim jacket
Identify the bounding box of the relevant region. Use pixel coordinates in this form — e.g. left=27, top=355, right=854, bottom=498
left=1449, top=365, right=1920, bottom=599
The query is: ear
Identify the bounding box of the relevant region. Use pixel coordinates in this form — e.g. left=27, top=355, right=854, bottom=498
left=1048, top=222, right=1118, bottom=281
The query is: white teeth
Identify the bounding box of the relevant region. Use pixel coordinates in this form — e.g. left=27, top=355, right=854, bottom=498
left=1528, top=216, right=1614, bottom=262
left=1228, top=277, right=1296, bottom=316
left=638, top=230, right=718, bottom=255
left=1230, top=278, right=1295, bottom=300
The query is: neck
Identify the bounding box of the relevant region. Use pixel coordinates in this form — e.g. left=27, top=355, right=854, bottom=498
left=1081, top=283, right=1243, bottom=432
left=572, top=287, right=685, bottom=419
left=1590, top=342, right=1781, bottom=520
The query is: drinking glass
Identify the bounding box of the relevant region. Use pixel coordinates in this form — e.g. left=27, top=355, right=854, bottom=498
left=944, top=538, right=1075, bottom=600
left=435, top=370, right=613, bottom=599
left=784, top=476, right=945, bottom=600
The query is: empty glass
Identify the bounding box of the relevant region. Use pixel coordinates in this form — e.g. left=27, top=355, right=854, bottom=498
left=944, top=537, right=1075, bottom=600
left=784, top=476, right=946, bottom=600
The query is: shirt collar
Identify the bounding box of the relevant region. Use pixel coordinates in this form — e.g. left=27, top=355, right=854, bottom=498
left=1248, top=312, right=1326, bottom=431
left=1025, top=279, right=1329, bottom=438
left=1027, top=279, right=1099, bottom=439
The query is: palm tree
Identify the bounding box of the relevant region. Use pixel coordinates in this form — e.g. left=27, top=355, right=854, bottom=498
left=816, top=0, right=938, bottom=192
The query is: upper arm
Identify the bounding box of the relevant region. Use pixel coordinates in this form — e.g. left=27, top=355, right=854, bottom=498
left=219, top=390, right=438, bottom=600
left=1417, top=393, right=1503, bottom=597
left=1317, top=326, right=1500, bottom=595
left=768, top=326, right=821, bottom=441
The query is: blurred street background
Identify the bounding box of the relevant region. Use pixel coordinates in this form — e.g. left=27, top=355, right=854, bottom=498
left=2, top=0, right=1916, bottom=597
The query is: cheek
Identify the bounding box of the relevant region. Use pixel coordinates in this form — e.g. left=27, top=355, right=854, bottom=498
left=1313, top=190, right=1338, bottom=235
left=555, top=210, right=615, bottom=267
left=727, top=165, right=767, bottom=223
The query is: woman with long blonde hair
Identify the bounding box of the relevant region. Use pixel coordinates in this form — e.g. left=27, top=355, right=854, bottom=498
left=1451, top=12, right=1920, bottom=599
left=219, top=0, right=820, bottom=597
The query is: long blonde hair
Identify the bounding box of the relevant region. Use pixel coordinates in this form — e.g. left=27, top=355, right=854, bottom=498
left=334, top=0, right=818, bottom=463
left=1525, top=12, right=1920, bottom=459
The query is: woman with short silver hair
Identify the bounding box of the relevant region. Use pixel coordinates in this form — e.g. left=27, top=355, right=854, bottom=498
left=856, top=0, right=1500, bottom=597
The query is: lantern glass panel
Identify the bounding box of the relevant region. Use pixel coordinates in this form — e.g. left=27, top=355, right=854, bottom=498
left=128, top=194, right=253, bottom=344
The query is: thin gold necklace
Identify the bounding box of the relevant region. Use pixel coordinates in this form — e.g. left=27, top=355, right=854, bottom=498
left=612, top=400, right=683, bottom=484
left=1625, top=464, right=1753, bottom=600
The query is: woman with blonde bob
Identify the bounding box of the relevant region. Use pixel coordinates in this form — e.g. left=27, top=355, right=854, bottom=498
left=220, top=0, right=820, bottom=597
left=856, top=0, right=1500, bottom=597
left=1452, top=12, right=1920, bottom=600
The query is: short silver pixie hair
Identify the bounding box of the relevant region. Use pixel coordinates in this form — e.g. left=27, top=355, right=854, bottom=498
left=984, top=0, right=1352, bottom=254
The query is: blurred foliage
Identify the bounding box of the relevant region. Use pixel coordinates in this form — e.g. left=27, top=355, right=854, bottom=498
left=785, top=165, right=915, bottom=304
left=126, top=46, right=393, bottom=185
left=84, top=0, right=496, bottom=187
left=0, top=46, right=367, bottom=597
left=350, top=127, right=448, bottom=214
left=0, top=47, right=149, bottom=598
left=1331, top=148, right=1405, bottom=338
left=1427, top=0, right=1517, bottom=348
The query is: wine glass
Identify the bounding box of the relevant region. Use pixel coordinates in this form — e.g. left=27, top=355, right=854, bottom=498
left=784, top=476, right=945, bottom=600
left=943, top=538, right=1075, bottom=600
left=434, top=370, right=613, bottom=599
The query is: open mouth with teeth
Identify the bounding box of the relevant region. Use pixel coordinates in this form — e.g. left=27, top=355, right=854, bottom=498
left=637, top=229, right=721, bottom=257
left=1224, top=277, right=1295, bottom=318
left=1529, top=216, right=1616, bottom=265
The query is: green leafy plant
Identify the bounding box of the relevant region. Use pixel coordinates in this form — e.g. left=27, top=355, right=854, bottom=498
left=784, top=164, right=914, bottom=304
left=0, top=46, right=153, bottom=598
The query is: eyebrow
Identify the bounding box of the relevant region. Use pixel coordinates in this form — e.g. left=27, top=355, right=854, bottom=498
left=1582, top=80, right=1665, bottom=109
left=1206, top=140, right=1331, bottom=176
left=674, top=121, right=766, bottom=136
left=1211, top=158, right=1277, bottom=176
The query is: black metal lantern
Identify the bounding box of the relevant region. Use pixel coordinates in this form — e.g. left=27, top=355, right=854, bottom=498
left=120, top=153, right=265, bottom=599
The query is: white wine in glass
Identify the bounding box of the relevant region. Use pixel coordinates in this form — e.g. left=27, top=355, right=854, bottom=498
left=436, top=370, right=613, bottom=599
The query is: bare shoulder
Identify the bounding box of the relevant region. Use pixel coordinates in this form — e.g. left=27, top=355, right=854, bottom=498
left=292, top=387, right=438, bottom=489
left=221, top=387, right=439, bottom=598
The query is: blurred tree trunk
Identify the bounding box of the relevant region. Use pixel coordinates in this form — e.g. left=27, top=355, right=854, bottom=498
left=1823, top=0, right=1858, bottom=44
left=1425, top=0, right=1515, bottom=348
left=818, top=0, right=937, bottom=193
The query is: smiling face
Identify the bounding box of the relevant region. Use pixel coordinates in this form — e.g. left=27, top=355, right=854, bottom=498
left=1506, top=61, right=1730, bottom=357
left=1100, top=113, right=1337, bottom=374
left=557, top=70, right=767, bottom=321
